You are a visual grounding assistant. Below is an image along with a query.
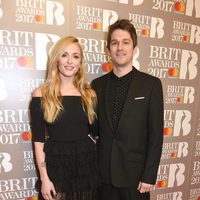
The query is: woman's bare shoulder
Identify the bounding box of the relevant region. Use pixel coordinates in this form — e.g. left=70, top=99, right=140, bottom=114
left=32, top=86, right=42, bottom=97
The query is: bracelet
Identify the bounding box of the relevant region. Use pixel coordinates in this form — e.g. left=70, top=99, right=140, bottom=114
left=40, top=161, right=46, bottom=168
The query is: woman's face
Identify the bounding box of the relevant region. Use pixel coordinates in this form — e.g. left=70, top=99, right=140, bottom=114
left=57, top=42, right=81, bottom=80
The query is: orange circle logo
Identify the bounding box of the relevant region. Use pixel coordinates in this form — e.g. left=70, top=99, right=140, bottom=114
left=157, top=180, right=167, bottom=188
left=102, top=63, right=113, bottom=72
left=141, top=29, right=150, bottom=36
left=92, top=23, right=102, bottom=30
left=168, top=68, right=179, bottom=77
left=21, top=132, right=32, bottom=141
left=164, top=128, right=173, bottom=135
left=177, top=97, right=183, bottom=103
left=35, top=15, right=45, bottom=23
left=174, top=2, right=185, bottom=12
left=17, top=56, right=33, bottom=67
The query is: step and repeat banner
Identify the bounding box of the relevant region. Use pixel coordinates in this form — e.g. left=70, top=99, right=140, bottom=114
left=0, top=0, right=200, bottom=199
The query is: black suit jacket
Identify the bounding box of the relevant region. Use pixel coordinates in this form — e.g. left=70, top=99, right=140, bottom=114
left=92, top=67, right=164, bottom=188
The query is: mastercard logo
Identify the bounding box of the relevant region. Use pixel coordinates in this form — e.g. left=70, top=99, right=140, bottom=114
left=21, top=132, right=32, bottom=141
left=168, top=68, right=179, bottom=77
left=92, top=23, right=102, bottom=30
left=35, top=15, right=45, bottom=23
left=141, top=29, right=150, bottom=37
left=157, top=180, right=167, bottom=188
left=17, top=56, right=33, bottom=68
left=171, top=152, right=177, bottom=158
left=164, top=128, right=173, bottom=135
left=102, top=63, right=113, bottom=72
left=174, top=2, right=185, bottom=12
left=183, top=35, right=190, bottom=42
left=177, top=97, right=183, bottom=103
left=26, top=196, right=38, bottom=200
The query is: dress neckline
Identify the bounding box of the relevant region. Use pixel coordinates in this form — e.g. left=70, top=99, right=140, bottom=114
left=32, top=96, right=81, bottom=98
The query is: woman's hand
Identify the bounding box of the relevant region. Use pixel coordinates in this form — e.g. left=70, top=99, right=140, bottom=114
left=41, top=178, right=57, bottom=200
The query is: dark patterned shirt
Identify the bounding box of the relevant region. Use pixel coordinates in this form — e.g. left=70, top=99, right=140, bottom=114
left=108, top=69, right=133, bottom=133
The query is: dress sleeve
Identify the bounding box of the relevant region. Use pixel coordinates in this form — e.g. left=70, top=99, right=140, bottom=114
left=30, top=97, right=46, bottom=142
left=89, top=119, right=99, bottom=138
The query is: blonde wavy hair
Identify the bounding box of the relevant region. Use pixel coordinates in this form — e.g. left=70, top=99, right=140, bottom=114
left=41, top=36, right=97, bottom=124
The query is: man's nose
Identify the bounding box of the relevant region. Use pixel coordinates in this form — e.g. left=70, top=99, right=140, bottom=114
left=117, top=42, right=123, bottom=50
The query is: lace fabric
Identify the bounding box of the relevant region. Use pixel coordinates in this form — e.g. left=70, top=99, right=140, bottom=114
left=36, top=138, right=99, bottom=200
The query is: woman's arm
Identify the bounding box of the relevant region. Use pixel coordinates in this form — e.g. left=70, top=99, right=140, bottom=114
left=31, top=87, right=57, bottom=199
left=34, top=142, right=57, bottom=199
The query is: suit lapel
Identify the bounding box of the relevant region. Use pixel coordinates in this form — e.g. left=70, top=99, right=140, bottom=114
left=105, top=73, right=114, bottom=132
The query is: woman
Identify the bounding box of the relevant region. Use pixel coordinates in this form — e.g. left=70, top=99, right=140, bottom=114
left=30, top=36, right=98, bottom=200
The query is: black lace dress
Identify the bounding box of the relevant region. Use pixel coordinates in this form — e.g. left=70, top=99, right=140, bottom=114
left=30, top=96, right=99, bottom=200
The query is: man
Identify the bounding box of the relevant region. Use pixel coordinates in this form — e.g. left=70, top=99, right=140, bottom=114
left=92, top=19, right=164, bottom=200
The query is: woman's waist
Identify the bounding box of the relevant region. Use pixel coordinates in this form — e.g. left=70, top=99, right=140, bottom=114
left=44, top=136, right=96, bottom=155
left=46, top=134, right=88, bottom=142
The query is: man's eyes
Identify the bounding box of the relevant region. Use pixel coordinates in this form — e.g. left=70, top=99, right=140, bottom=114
left=111, top=41, right=131, bottom=45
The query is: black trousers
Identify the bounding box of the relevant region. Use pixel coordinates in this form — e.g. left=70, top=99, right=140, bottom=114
left=98, top=184, right=150, bottom=200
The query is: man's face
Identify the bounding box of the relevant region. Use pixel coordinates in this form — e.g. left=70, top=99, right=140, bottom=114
left=109, top=29, right=135, bottom=69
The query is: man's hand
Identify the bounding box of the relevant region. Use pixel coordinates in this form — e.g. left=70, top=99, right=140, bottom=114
left=137, top=181, right=154, bottom=193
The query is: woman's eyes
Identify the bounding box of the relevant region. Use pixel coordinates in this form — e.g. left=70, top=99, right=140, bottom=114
left=61, top=54, right=80, bottom=59
left=61, top=53, right=67, bottom=57
left=73, top=55, right=80, bottom=59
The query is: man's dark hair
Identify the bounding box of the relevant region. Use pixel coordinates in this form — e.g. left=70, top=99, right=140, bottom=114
left=107, top=19, right=137, bottom=50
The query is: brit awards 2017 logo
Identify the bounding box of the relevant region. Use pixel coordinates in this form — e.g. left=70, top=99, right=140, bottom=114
left=148, top=45, right=198, bottom=80
left=156, top=191, right=183, bottom=200
left=0, top=153, right=12, bottom=173
left=78, top=37, right=140, bottom=75
left=0, top=31, right=60, bottom=70
left=19, top=78, right=44, bottom=101
left=165, top=85, right=195, bottom=104
left=172, top=21, right=200, bottom=44
left=0, top=177, right=38, bottom=199
left=0, top=30, right=34, bottom=69
left=191, top=161, right=200, bottom=185
left=156, top=163, right=185, bottom=189
left=129, top=13, right=164, bottom=38
left=23, top=151, right=35, bottom=172
left=152, top=0, right=200, bottom=18
left=164, top=110, right=191, bottom=137
left=161, top=142, right=188, bottom=159
left=78, top=37, right=110, bottom=75
left=15, top=0, right=65, bottom=25
left=0, top=109, right=31, bottom=144
left=76, top=5, right=118, bottom=32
